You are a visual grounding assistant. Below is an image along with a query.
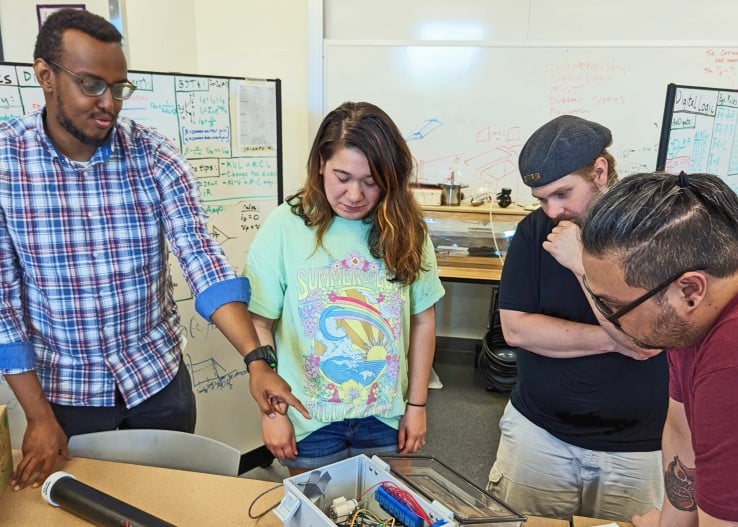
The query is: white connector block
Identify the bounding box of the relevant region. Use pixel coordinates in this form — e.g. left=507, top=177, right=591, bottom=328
left=329, top=496, right=358, bottom=523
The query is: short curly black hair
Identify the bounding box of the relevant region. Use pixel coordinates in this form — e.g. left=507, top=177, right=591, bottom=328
left=33, top=9, right=122, bottom=64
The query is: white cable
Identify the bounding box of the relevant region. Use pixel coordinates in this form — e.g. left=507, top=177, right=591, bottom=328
left=487, top=201, right=505, bottom=267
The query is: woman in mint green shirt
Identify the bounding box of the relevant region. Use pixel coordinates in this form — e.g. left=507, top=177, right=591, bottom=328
left=245, top=102, right=445, bottom=473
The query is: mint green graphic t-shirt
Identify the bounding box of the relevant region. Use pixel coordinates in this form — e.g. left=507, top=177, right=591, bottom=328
left=245, top=203, right=445, bottom=441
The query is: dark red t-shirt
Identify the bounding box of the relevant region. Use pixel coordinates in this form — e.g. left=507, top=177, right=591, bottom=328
left=669, top=293, right=738, bottom=521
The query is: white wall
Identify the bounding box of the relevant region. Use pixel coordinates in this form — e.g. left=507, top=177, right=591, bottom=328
left=0, top=0, right=110, bottom=61
left=123, top=0, right=198, bottom=73
left=323, top=0, right=738, bottom=41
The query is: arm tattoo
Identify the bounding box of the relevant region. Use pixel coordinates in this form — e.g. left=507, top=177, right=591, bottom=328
left=665, top=455, right=697, bottom=511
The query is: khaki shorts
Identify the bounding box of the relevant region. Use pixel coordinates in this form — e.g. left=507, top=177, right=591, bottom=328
left=486, top=402, right=663, bottom=521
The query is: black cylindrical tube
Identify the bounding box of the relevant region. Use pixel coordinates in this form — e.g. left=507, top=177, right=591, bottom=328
left=42, top=471, right=177, bottom=527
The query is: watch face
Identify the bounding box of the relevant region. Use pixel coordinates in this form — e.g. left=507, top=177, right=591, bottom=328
left=245, top=346, right=277, bottom=371
left=263, top=348, right=277, bottom=368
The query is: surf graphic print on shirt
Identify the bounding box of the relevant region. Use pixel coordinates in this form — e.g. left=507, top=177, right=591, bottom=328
left=297, top=251, right=404, bottom=422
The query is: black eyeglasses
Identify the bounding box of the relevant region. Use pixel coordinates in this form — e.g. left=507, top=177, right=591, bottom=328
left=49, top=61, right=137, bottom=101
left=582, top=266, right=704, bottom=327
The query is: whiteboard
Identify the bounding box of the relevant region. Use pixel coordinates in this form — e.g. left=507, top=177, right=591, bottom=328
left=0, top=62, right=282, bottom=454
left=324, top=42, right=738, bottom=203
left=657, top=84, right=738, bottom=192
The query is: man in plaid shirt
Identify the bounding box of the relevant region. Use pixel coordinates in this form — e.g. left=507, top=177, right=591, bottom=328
left=0, top=9, right=307, bottom=491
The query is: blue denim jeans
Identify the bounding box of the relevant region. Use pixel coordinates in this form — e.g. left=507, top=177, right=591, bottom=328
left=280, top=416, right=398, bottom=470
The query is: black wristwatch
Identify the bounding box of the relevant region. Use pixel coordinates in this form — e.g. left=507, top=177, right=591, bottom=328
left=243, top=345, right=278, bottom=372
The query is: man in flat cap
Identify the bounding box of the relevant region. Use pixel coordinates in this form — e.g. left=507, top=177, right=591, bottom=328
left=486, top=115, right=668, bottom=520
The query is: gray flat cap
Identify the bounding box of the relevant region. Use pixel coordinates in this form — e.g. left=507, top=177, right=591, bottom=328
left=519, top=115, right=612, bottom=187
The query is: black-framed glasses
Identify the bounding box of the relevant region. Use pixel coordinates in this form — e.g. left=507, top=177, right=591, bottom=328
left=582, top=266, right=704, bottom=327
left=48, top=61, right=137, bottom=101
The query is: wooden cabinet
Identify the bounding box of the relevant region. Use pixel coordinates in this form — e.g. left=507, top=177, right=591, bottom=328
left=422, top=203, right=531, bottom=282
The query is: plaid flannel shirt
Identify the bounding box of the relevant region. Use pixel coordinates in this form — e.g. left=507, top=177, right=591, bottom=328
left=0, top=111, right=249, bottom=407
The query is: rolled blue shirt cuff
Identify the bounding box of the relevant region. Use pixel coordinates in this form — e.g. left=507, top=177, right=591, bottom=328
left=195, top=276, right=251, bottom=322
left=0, top=341, right=36, bottom=372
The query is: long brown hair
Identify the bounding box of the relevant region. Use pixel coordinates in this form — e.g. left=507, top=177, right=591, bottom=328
left=287, top=101, right=428, bottom=285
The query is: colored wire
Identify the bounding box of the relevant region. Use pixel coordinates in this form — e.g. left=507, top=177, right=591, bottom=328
left=379, top=482, right=432, bottom=524
left=358, top=480, right=392, bottom=501
left=349, top=508, right=381, bottom=526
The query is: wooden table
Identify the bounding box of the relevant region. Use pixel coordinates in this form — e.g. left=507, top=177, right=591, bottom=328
left=572, top=516, right=634, bottom=527
left=529, top=518, right=569, bottom=527
left=1, top=452, right=282, bottom=527
left=437, top=253, right=506, bottom=283
left=0, top=451, right=570, bottom=526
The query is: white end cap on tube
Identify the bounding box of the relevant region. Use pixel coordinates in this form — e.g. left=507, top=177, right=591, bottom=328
left=42, top=471, right=76, bottom=507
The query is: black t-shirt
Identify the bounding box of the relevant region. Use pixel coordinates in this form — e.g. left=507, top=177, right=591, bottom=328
left=499, top=209, right=668, bottom=451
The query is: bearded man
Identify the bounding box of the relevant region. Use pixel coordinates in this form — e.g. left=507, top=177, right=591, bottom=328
left=486, top=115, right=667, bottom=521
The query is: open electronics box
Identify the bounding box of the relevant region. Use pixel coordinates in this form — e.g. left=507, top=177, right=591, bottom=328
left=273, top=454, right=525, bottom=527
